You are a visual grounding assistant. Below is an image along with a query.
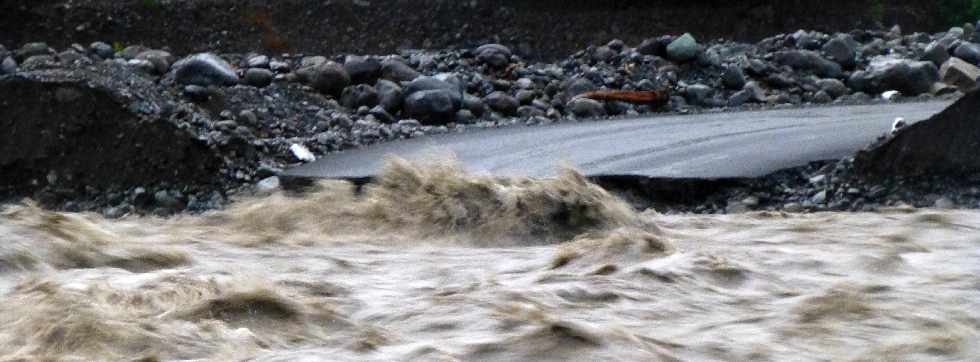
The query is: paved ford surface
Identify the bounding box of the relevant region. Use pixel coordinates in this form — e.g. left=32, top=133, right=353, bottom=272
left=284, top=101, right=952, bottom=180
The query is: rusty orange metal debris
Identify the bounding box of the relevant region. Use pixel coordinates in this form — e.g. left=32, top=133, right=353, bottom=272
left=578, top=90, right=670, bottom=108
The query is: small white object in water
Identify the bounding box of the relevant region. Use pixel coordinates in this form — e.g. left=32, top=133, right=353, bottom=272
left=882, top=90, right=900, bottom=101
left=891, top=117, right=907, bottom=134
left=290, top=143, right=316, bottom=162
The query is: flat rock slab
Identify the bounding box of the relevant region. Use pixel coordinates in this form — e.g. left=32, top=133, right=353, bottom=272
left=284, top=101, right=951, bottom=180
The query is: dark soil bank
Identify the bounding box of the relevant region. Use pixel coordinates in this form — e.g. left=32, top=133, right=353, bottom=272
left=1, top=0, right=942, bottom=60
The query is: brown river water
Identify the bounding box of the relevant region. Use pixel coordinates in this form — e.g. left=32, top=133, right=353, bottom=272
left=1, top=159, right=978, bottom=361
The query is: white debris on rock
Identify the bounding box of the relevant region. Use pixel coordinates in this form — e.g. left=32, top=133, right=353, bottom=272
left=891, top=117, right=907, bottom=135
left=881, top=90, right=900, bottom=101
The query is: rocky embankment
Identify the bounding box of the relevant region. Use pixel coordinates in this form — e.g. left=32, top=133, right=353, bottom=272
left=3, top=23, right=980, bottom=216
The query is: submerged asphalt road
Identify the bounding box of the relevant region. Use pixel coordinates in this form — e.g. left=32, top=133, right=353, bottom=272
left=284, top=101, right=951, bottom=180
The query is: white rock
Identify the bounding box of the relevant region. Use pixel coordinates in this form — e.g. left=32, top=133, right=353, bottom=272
left=289, top=143, right=316, bottom=162
left=881, top=90, right=901, bottom=101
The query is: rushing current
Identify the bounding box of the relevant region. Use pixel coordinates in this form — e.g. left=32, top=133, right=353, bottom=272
left=1, top=158, right=978, bottom=361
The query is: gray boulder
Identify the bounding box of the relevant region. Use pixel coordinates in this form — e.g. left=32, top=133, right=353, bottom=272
left=475, top=44, right=512, bottom=68
left=773, top=50, right=842, bottom=78
left=340, top=84, right=380, bottom=109
left=463, top=93, right=487, bottom=116
left=484, top=91, right=519, bottom=116
left=0, top=57, right=16, bottom=75
left=816, top=78, right=849, bottom=98
left=821, top=35, right=857, bottom=68
left=848, top=57, right=939, bottom=96
left=303, top=61, right=350, bottom=96
left=940, top=57, right=980, bottom=92
left=246, top=55, right=270, bottom=69
left=721, top=65, right=747, bottom=90
left=135, top=50, right=174, bottom=75
left=244, top=68, right=273, bottom=87
left=592, top=46, right=617, bottom=63
left=89, top=42, right=115, bottom=59
left=922, top=42, right=951, bottom=67
left=567, top=98, right=606, bottom=118
left=369, top=105, right=396, bottom=124
left=344, top=55, right=382, bottom=85
left=171, top=53, right=239, bottom=87
left=381, top=59, right=420, bottom=82
left=727, top=90, right=753, bottom=107
left=403, top=89, right=460, bottom=125
left=561, top=77, right=597, bottom=103
left=685, top=84, right=714, bottom=106
left=376, top=79, right=403, bottom=112
left=403, top=76, right=463, bottom=105
left=666, top=33, right=700, bottom=62
left=636, top=36, right=672, bottom=57
left=811, top=90, right=833, bottom=104
left=954, top=42, right=980, bottom=65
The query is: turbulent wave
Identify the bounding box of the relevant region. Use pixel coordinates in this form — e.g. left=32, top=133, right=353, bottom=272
left=1, top=202, right=191, bottom=273
left=201, top=157, right=657, bottom=246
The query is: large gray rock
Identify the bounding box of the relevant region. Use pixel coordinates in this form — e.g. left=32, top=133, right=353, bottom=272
left=303, top=61, right=350, bottom=97
left=340, top=84, right=379, bottom=109
left=89, top=42, right=115, bottom=59
left=246, top=55, right=270, bottom=69
left=636, top=36, right=671, bottom=57
left=721, top=65, right=747, bottom=90
left=484, top=91, right=519, bottom=116
left=463, top=93, right=487, bottom=116
left=773, top=50, right=842, bottom=78
left=847, top=57, right=938, bottom=96
left=922, top=41, right=951, bottom=67
left=940, top=57, right=980, bottom=92
left=171, top=53, right=240, bottom=87
left=821, top=35, right=857, bottom=68
left=403, top=89, right=460, bottom=125
left=567, top=97, right=606, bottom=118
left=403, top=76, right=463, bottom=104
left=666, top=33, right=700, bottom=62
left=0, top=56, right=16, bottom=75
left=727, top=90, right=753, bottom=107
left=475, top=44, right=512, bottom=68
left=244, top=68, right=273, bottom=87
left=344, top=55, right=382, bottom=85
left=684, top=84, right=714, bottom=106
left=953, top=42, right=980, bottom=65
left=855, top=89, right=980, bottom=175
left=816, top=78, right=849, bottom=98
left=375, top=79, right=403, bottom=112
left=592, top=46, right=617, bottom=63
left=381, top=59, right=420, bottom=82
left=561, top=77, right=597, bottom=103
left=135, top=50, right=175, bottom=75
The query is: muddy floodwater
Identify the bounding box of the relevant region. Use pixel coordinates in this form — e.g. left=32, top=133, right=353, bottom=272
left=1, top=160, right=978, bottom=361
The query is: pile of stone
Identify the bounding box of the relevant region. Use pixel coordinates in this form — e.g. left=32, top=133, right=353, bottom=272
left=3, top=21, right=980, bottom=215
